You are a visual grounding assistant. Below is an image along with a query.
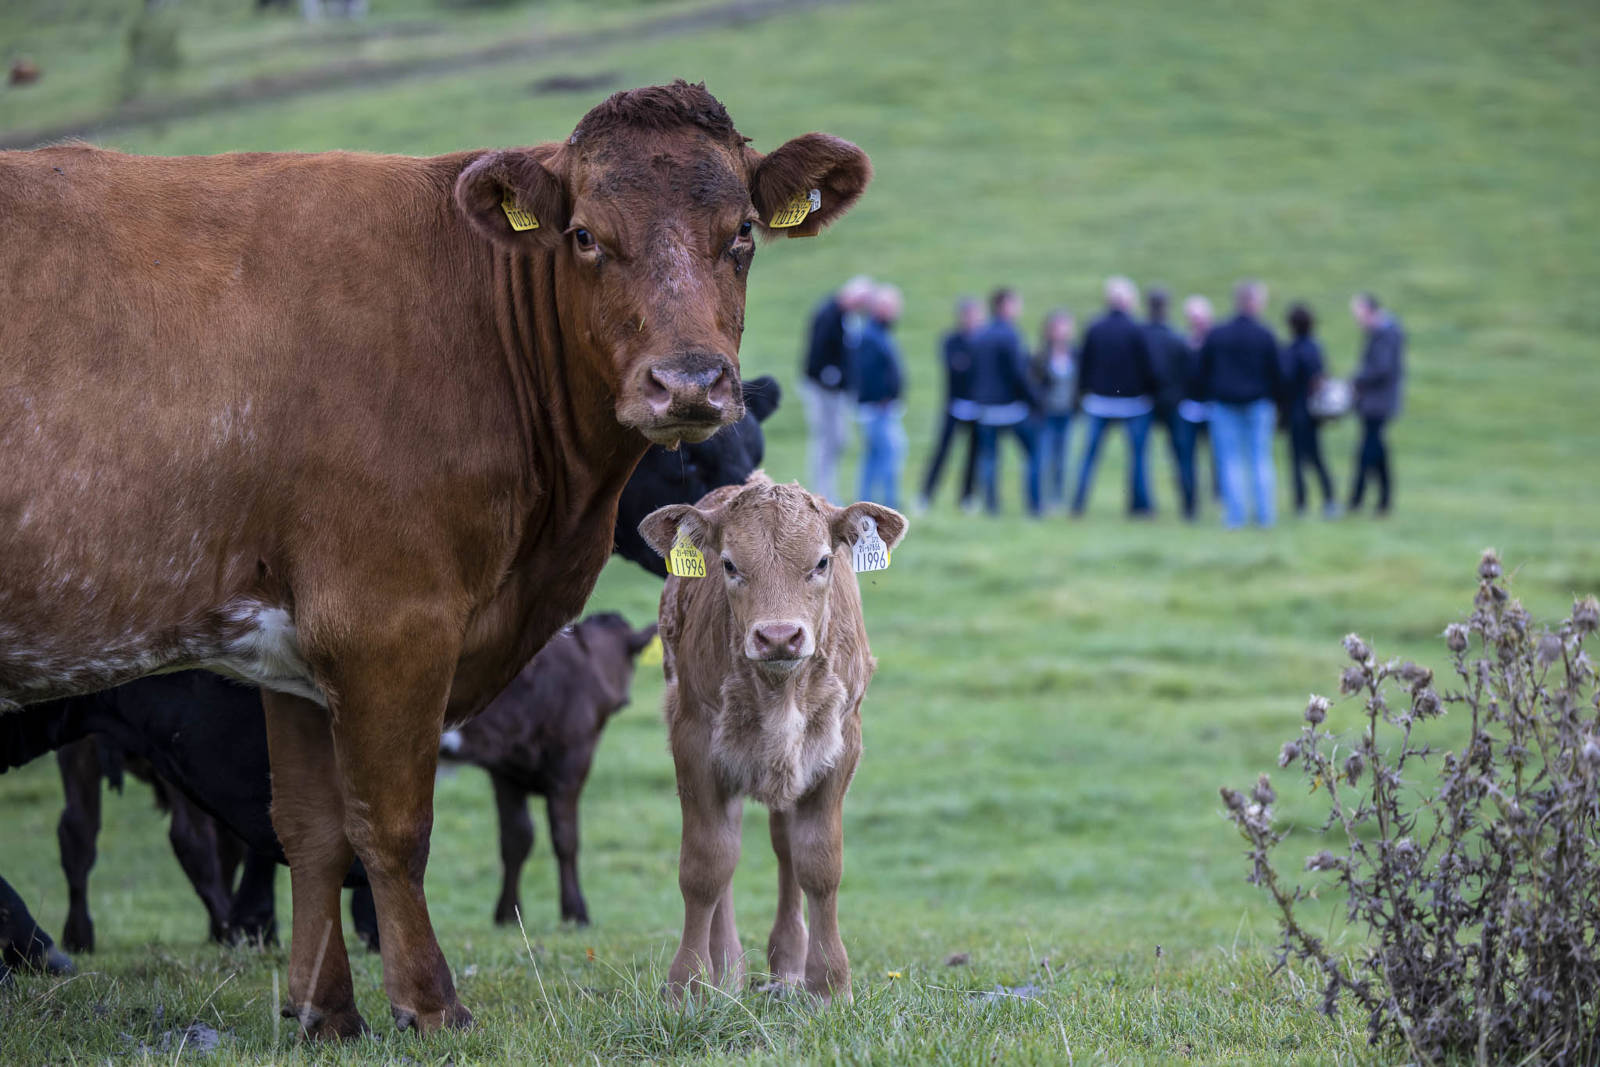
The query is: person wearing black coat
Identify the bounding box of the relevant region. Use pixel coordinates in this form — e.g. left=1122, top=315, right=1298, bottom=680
left=801, top=275, right=874, bottom=501
left=1143, top=287, right=1198, bottom=518
left=1282, top=303, right=1336, bottom=516
left=1199, top=280, right=1284, bottom=528
left=970, top=288, right=1041, bottom=516
left=918, top=297, right=983, bottom=511
left=1348, top=292, right=1406, bottom=515
left=1071, top=276, right=1158, bottom=516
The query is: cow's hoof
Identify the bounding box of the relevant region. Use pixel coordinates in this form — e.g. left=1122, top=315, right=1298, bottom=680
left=60, top=922, right=93, bottom=955
left=42, top=946, right=74, bottom=976
left=282, top=999, right=369, bottom=1041
left=391, top=1000, right=473, bottom=1033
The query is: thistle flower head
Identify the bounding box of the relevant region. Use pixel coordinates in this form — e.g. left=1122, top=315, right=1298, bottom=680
left=1251, top=774, right=1277, bottom=807
left=1537, top=634, right=1565, bottom=667
left=1574, top=596, right=1600, bottom=635
left=1305, top=694, right=1331, bottom=724
left=1478, top=549, right=1502, bottom=581
left=1343, top=633, right=1372, bottom=662
left=1340, top=666, right=1367, bottom=696
left=1444, top=623, right=1470, bottom=653
left=1278, top=740, right=1301, bottom=768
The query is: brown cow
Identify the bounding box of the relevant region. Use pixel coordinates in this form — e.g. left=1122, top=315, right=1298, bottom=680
left=0, top=81, right=870, bottom=1036
left=640, top=474, right=907, bottom=1004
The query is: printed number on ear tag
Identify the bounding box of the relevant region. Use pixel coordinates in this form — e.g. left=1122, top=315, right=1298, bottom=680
left=501, top=194, right=539, bottom=232
left=768, top=188, right=821, bottom=229
left=668, top=533, right=706, bottom=578
left=852, top=516, right=890, bottom=573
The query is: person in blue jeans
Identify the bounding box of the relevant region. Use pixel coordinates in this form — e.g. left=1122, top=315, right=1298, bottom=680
left=1071, top=276, right=1159, bottom=517
left=1199, top=280, right=1284, bottom=528
left=970, top=288, right=1041, bottom=516
left=854, top=284, right=906, bottom=510
left=1030, top=309, right=1077, bottom=512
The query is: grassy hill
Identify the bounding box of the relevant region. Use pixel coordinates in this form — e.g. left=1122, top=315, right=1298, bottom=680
left=1, top=0, right=1596, bottom=1061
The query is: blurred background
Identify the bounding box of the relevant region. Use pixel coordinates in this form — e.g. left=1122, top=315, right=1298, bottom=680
left=1, top=0, right=1596, bottom=1060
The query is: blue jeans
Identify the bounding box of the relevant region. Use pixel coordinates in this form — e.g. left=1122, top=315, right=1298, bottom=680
left=1071, top=412, right=1153, bottom=515
left=1171, top=416, right=1200, bottom=520
left=1209, top=399, right=1277, bottom=528
left=857, top=403, right=906, bottom=510
left=975, top=420, right=1041, bottom=515
left=1036, top=413, right=1073, bottom=510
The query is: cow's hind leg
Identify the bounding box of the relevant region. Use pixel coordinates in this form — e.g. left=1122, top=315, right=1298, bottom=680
left=491, top=776, right=533, bottom=926
left=546, top=788, right=590, bottom=926
left=667, top=749, right=741, bottom=1001
left=158, top=780, right=235, bottom=944
left=763, top=810, right=807, bottom=988
left=55, top=740, right=101, bottom=954
left=228, top=850, right=279, bottom=947
left=324, top=629, right=470, bottom=1034
left=263, top=690, right=365, bottom=1040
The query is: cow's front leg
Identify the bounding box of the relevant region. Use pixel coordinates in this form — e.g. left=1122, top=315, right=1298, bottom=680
left=667, top=754, right=741, bottom=1001
left=263, top=690, right=364, bottom=1039
left=327, top=638, right=470, bottom=1034
left=764, top=810, right=807, bottom=988
left=791, top=759, right=858, bottom=1005
left=545, top=789, right=588, bottom=925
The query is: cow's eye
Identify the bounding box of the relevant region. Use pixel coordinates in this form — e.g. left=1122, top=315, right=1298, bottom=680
left=722, top=558, right=738, bottom=577
left=814, top=555, right=830, bottom=575
left=573, top=228, right=595, bottom=250
left=737, top=220, right=753, bottom=239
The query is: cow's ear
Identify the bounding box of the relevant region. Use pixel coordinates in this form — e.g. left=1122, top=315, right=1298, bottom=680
left=831, top=501, right=907, bottom=553
left=741, top=375, right=782, bottom=423
left=454, top=146, right=569, bottom=251
left=746, top=133, right=871, bottom=239
left=639, top=503, right=717, bottom=559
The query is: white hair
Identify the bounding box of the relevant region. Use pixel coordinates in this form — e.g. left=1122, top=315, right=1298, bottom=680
left=870, top=283, right=902, bottom=321
left=839, top=274, right=875, bottom=306
left=1105, top=275, right=1139, bottom=310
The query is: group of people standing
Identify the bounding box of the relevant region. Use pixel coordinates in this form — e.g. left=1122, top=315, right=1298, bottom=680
left=798, top=274, right=1405, bottom=527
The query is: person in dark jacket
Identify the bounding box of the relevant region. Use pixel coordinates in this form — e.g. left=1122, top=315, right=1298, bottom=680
left=1143, top=287, right=1197, bottom=518
left=854, top=284, right=907, bottom=510
left=918, top=297, right=983, bottom=511
left=1030, top=309, right=1077, bottom=511
left=1071, top=276, right=1158, bottom=516
left=1199, top=280, right=1284, bottom=527
left=1348, top=292, right=1405, bottom=515
left=970, top=287, right=1041, bottom=516
left=1282, top=302, right=1337, bottom=517
left=801, top=275, right=874, bottom=501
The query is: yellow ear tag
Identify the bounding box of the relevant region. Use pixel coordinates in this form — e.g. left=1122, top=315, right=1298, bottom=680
left=638, top=633, right=664, bottom=666
left=668, top=532, right=706, bottom=578
left=768, top=188, right=821, bottom=229
left=501, top=193, right=539, bottom=232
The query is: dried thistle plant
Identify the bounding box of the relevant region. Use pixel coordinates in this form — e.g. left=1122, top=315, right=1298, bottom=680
left=1223, top=551, right=1600, bottom=1064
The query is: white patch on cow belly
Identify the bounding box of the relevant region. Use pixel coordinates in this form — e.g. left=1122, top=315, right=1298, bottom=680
left=202, top=601, right=326, bottom=707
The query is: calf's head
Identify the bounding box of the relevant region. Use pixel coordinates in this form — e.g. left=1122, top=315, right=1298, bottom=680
left=571, top=612, right=658, bottom=718
left=454, top=81, right=871, bottom=447
left=640, top=477, right=907, bottom=677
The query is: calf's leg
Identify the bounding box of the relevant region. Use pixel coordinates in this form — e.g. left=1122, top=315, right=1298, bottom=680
left=545, top=789, right=588, bottom=926
left=159, top=781, right=235, bottom=944
left=667, top=754, right=742, bottom=1000
left=490, top=775, right=533, bottom=926
left=791, top=760, right=857, bottom=1004
left=263, top=690, right=365, bottom=1039
left=764, top=810, right=807, bottom=987
left=54, top=740, right=101, bottom=954
left=229, top=851, right=280, bottom=947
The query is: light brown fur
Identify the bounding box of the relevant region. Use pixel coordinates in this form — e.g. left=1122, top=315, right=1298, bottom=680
left=0, top=82, right=870, bottom=1037
left=641, top=474, right=906, bottom=1003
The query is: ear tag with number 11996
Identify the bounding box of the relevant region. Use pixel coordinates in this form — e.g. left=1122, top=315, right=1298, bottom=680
left=668, top=531, right=706, bottom=578
left=852, top=516, right=890, bottom=573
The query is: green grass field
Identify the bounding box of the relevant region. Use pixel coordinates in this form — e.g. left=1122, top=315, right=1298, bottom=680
left=1, top=0, right=1597, bottom=1061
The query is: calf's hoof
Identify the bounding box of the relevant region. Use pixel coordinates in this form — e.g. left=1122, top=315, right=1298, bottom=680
left=391, top=1000, right=473, bottom=1034
left=283, top=999, right=369, bottom=1041
left=60, top=920, right=93, bottom=955
left=42, top=946, right=74, bottom=976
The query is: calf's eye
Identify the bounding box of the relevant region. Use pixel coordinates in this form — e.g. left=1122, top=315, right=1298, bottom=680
left=815, top=556, right=830, bottom=574
left=574, top=228, right=595, bottom=249
left=722, top=558, right=738, bottom=577
left=738, top=220, right=753, bottom=238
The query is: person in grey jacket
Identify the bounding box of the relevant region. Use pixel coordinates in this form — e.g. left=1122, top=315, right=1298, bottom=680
left=1348, top=292, right=1405, bottom=515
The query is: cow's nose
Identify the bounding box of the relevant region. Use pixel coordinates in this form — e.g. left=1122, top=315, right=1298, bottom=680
left=645, top=354, right=736, bottom=420
left=750, top=622, right=806, bottom=659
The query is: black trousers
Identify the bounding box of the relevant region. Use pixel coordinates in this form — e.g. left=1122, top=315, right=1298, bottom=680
left=1349, top=416, right=1392, bottom=511
left=921, top=410, right=979, bottom=505
left=1288, top=412, right=1334, bottom=511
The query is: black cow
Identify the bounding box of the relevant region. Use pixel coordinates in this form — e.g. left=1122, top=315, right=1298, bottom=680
left=1, top=875, right=71, bottom=985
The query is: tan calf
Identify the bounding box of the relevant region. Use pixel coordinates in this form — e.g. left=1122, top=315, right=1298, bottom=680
left=641, top=474, right=906, bottom=1003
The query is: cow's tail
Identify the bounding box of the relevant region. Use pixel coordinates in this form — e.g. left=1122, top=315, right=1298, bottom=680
left=0, top=697, right=93, bottom=773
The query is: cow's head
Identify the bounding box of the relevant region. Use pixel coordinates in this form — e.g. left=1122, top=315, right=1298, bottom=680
left=640, top=475, right=907, bottom=678
left=454, top=81, right=871, bottom=447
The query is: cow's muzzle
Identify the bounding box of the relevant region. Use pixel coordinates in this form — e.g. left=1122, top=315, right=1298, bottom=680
left=744, top=620, right=814, bottom=674
left=625, top=352, right=741, bottom=446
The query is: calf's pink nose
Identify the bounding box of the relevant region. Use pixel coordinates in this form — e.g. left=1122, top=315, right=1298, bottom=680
left=751, top=622, right=806, bottom=658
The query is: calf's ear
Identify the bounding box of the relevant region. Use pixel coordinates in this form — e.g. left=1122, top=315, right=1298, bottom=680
left=741, top=375, right=782, bottom=423
left=628, top=623, right=660, bottom=656
left=454, top=146, right=569, bottom=251
left=639, top=504, right=716, bottom=559
left=745, top=133, right=871, bottom=239
left=832, top=502, right=908, bottom=553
